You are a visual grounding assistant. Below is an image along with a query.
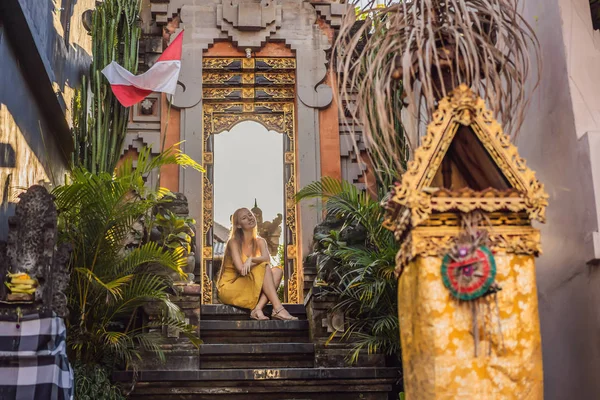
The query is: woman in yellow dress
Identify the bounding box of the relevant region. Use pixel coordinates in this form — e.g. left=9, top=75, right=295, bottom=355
left=217, top=207, right=298, bottom=321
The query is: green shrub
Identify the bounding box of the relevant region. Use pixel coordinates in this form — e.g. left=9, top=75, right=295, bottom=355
left=74, top=363, right=125, bottom=400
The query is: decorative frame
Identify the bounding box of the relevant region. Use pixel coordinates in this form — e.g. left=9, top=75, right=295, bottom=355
left=200, top=57, right=300, bottom=304
left=384, top=85, right=549, bottom=236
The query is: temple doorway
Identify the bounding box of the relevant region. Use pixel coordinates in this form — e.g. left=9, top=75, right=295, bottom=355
left=212, top=121, right=285, bottom=301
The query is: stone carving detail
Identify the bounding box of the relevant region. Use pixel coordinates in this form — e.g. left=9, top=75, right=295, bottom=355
left=313, top=3, right=348, bottom=28
left=162, top=0, right=333, bottom=110
left=0, top=186, right=71, bottom=317
left=218, top=0, right=282, bottom=44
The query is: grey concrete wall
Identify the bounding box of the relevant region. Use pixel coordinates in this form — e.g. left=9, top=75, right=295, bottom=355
left=0, top=23, right=67, bottom=240
left=518, top=1, right=600, bottom=398
left=0, top=0, right=93, bottom=240
left=16, top=0, right=92, bottom=121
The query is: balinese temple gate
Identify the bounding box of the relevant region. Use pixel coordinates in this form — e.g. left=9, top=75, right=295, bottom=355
left=115, top=2, right=403, bottom=397
left=384, top=85, right=548, bottom=399
left=124, top=1, right=362, bottom=305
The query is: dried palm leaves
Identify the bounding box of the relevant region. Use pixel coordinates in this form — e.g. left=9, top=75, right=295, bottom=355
left=335, top=0, right=541, bottom=178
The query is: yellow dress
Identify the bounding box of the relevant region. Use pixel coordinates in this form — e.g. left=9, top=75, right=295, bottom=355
left=217, top=250, right=268, bottom=309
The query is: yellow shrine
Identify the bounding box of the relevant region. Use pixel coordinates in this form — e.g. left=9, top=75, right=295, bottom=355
left=384, top=85, right=548, bottom=399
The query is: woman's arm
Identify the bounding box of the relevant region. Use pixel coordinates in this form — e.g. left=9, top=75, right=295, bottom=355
left=250, top=238, right=271, bottom=265
left=227, top=241, right=251, bottom=276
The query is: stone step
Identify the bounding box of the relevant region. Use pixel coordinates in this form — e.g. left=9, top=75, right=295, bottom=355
left=199, top=343, right=314, bottom=369
left=140, top=343, right=315, bottom=370
left=200, top=319, right=310, bottom=344
left=201, top=304, right=307, bottom=320
left=115, top=367, right=400, bottom=400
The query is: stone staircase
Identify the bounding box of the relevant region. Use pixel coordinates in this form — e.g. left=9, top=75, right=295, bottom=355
left=115, top=303, right=400, bottom=400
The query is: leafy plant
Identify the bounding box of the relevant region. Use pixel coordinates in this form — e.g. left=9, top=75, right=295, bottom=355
left=55, top=145, right=204, bottom=370
left=74, top=363, right=125, bottom=400
left=297, top=177, right=399, bottom=363
left=72, top=0, right=142, bottom=173
left=154, top=210, right=196, bottom=254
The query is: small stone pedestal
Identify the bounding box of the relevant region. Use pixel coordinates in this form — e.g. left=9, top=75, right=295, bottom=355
left=142, top=283, right=201, bottom=370
left=305, top=287, right=385, bottom=368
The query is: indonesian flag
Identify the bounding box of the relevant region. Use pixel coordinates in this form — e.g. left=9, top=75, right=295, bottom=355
left=102, top=31, right=184, bottom=107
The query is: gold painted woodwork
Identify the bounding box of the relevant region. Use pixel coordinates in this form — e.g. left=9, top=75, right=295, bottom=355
left=384, top=85, right=549, bottom=236
left=202, top=272, right=212, bottom=304
left=390, top=86, right=546, bottom=399
left=396, top=224, right=541, bottom=277
left=202, top=176, right=213, bottom=236
left=202, top=57, right=296, bottom=70
left=257, top=72, right=296, bottom=84
left=202, top=72, right=296, bottom=86
left=199, top=59, right=301, bottom=303
left=256, top=58, right=296, bottom=69
left=398, top=254, right=543, bottom=399
left=202, top=87, right=295, bottom=102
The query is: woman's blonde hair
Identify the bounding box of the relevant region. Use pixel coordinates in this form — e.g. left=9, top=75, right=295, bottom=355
left=225, top=208, right=258, bottom=260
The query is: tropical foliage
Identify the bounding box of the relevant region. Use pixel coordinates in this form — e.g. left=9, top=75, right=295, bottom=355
left=55, top=146, right=203, bottom=370
left=154, top=210, right=196, bottom=255
left=335, top=0, right=542, bottom=176
left=73, top=363, right=126, bottom=400
left=72, top=0, right=142, bottom=173
left=297, top=177, right=399, bottom=363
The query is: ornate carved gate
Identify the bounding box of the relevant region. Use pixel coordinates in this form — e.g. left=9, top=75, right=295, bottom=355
left=200, top=57, right=300, bottom=304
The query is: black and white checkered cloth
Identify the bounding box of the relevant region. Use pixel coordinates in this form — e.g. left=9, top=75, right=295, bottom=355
left=0, top=313, right=73, bottom=400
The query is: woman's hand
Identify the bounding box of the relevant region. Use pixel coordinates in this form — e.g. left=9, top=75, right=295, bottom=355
left=242, top=257, right=252, bottom=276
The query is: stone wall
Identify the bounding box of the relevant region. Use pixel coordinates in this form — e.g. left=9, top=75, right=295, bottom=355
left=16, top=0, right=93, bottom=123
left=517, top=1, right=600, bottom=398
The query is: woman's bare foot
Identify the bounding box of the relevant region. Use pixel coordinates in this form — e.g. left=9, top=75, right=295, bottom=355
left=250, top=308, right=269, bottom=321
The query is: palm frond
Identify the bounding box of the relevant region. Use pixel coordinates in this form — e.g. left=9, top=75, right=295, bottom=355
left=304, top=177, right=400, bottom=363
left=335, top=0, right=542, bottom=179
left=56, top=158, right=201, bottom=370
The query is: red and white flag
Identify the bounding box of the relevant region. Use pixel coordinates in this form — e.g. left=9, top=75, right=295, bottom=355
left=102, top=31, right=184, bottom=107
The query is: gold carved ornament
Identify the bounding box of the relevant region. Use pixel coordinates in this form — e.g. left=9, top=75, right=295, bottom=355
left=210, top=113, right=286, bottom=135
left=202, top=72, right=239, bottom=85
left=202, top=176, right=213, bottom=236
left=396, top=225, right=542, bottom=276
left=202, top=58, right=295, bottom=71
left=285, top=174, right=297, bottom=244
left=203, top=88, right=241, bottom=100
left=202, top=58, right=242, bottom=70
left=255, top=87, right=295, bottom=99
left=256, top=72, right=296, bottom=85
left=384, top=85, right=549, bottom=236
left=199, top=96, right=301, bottom=303
left=202, top=272, right=212, bottom=304
left=287, top=244, right=299, bottom=304
left=255, top=58, right=296, bottom=69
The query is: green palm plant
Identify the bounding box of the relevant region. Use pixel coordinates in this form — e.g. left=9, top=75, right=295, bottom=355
left=54, top=145, right=204, bottom=370
left=154, top=210, right=196, bottom=255
left=297, top=177, right=399, bottom=363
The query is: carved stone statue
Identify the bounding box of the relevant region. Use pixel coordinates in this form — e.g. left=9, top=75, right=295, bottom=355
left=251, top=200, right=282, bottom=257
left=0, top=185, right=71, bottom=318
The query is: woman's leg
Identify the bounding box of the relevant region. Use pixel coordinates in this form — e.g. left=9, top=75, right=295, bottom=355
left=257, top=266, right=295, bottom=318
left=255, top=267, right=283, bottom=311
